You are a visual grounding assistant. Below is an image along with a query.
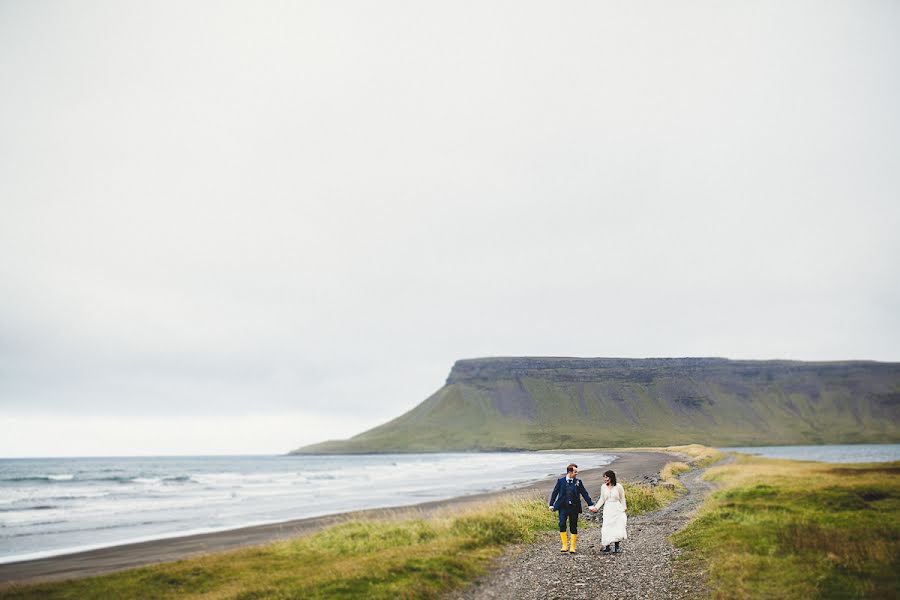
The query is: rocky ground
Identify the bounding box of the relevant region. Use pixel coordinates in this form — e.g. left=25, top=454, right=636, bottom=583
left=449, top=460, right=727, bottom=600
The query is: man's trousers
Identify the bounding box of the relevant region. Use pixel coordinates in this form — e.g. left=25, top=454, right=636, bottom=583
left=558, top=508, right=579, bottom=534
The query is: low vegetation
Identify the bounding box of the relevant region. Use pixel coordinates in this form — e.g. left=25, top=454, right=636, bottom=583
left=621, top=481, right=678, bottom=514
left=672, top=455, right=900, bottom=599
left=666, top=444, right=723, bottom=468
left=622, top=444, right=716, bottom=511
left=1, top=500, right=545, bottom=600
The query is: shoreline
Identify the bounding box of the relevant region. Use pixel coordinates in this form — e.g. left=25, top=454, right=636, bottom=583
left=0, top=451, right=674, bottom=586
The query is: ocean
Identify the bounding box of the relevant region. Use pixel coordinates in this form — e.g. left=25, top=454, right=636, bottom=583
left=718, top=443, right=900, bottom=463
left=0, top=451, right=614, bottom=564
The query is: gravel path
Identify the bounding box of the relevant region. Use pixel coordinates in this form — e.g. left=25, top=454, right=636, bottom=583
left=449, top=458, right=730, bottom=600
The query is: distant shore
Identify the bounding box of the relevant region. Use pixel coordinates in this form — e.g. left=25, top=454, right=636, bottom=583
left=0, top=451, right=673, bottom=585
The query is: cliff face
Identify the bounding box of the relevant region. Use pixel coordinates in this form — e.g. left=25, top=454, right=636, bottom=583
left=294, top=357, right=900, bottom=454
left=446, top=357, right=736, bottom=384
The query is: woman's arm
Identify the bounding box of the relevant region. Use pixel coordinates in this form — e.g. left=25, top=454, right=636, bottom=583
left=619, top=484, right=627, bottom=511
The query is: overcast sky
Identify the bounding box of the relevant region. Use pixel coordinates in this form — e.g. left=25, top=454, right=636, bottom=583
left=2, top=1, right=899, bottom=457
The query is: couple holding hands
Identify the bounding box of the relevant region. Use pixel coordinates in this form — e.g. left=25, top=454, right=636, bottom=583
left=549, top=463, right=627, bottom=555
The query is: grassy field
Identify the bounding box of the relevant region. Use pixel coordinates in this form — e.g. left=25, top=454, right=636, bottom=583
left=1, top=499, right=547, bottom=600
left=0, top=451, right=697, bottom=600
left=672, top=455, right=900, bottom=599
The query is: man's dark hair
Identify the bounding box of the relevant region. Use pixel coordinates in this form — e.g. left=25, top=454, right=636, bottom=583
left=566, top=463, right=578, bottom=474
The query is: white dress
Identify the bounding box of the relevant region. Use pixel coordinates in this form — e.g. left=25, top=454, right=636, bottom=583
left=597, top=483, right=627, bottom=547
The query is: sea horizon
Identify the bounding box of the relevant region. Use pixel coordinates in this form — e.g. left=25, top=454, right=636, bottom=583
left=3, top=440, right=899, bottom=461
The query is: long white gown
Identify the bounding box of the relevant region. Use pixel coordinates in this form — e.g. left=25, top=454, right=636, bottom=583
left=597, top=483, right=627, bottom=547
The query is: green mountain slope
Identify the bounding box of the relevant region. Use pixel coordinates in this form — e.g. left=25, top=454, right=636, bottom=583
left=293, top=357, right=900, bottom=453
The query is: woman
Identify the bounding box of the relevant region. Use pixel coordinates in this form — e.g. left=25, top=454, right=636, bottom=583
left=595, top=469, right=627, bottom=553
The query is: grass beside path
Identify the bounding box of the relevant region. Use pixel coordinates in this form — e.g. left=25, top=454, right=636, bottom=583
left=623, top=444, right=723, bottom=510
left=0, top=500, right=550, bottom=600
left=624, top=460, right=689, bottom=513
left=672, top=455, right=900, bottom=599
left=666, top=444, right=724, bottom=468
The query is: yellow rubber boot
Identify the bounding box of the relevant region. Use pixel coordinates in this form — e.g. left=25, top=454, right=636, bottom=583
left=569, top=533, right=577, bottom=553
left=559, top=532, right=568, bottom=552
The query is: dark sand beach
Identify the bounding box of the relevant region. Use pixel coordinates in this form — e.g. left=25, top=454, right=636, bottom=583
left=0, top=451, right=673, bottom=586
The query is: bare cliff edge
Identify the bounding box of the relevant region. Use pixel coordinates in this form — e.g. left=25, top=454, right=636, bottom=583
left=292, top=357, right=900, bottom=454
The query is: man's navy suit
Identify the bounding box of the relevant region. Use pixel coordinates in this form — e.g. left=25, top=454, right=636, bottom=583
left=549, top=476, right=594, bottom=534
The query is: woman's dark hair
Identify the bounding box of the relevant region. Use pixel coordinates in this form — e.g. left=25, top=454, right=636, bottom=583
left=603, top=470, right=617, bottom=486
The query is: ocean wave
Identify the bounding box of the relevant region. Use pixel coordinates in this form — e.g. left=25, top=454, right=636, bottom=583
left=4, top=520, right=68, bottom=533
left=133, top=475, right=195, bottom=485
left=46, top=492, right=112, bottom=501
left=0, top=505, right=58, bottom=513
left=1, top=476, right=64, bottom=483
left=1, top=474, right=131, bottom=484
left=1, top=473, right=199, bottom=487
left=98, top=476, right=145, bottom=483
left=3, top=516, right=173, bottom=538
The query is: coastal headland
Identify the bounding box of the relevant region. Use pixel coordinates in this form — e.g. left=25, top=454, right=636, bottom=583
left=296, top=357, right=900, bottom=453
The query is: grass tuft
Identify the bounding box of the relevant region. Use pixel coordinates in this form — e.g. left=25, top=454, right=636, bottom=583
left=622, top=481, right=677, bottom=514
left=621, top=457, right=695, bottom=514
left=666, top=444, right=724, bottom=467
left=672, top=457, right=900, bottom=599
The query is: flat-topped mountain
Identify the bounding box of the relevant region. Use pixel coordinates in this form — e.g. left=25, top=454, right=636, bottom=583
left=293, top=357, right=900, bottom=453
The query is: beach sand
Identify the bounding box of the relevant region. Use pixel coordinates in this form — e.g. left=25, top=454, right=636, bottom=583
left=0, top=451, right=673, bottom=585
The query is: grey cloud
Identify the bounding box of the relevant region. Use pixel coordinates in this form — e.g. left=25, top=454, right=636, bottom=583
left=1, top=1, right=899, bottom=452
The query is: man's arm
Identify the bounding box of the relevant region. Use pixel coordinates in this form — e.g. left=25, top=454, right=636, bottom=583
left=548, top=479, right=561, bottom=510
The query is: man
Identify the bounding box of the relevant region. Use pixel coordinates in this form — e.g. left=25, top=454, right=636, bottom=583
left=548, top=463, right=595, bottom=553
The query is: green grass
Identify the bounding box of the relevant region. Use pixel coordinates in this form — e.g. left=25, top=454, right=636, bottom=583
left=622, top=481, right=677, bottom=513
left=622, top=449, right=710, bottom=512
left=666, top=444, right=724, bottom=468
left=671, top=456, right=900, bottom=599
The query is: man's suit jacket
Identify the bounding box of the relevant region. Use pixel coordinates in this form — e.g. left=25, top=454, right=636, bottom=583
left=549, top=476, right=594, bottom=513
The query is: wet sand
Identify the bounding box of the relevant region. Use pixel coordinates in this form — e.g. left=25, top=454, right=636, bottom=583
left=0, top=451, right=674, bottom=586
